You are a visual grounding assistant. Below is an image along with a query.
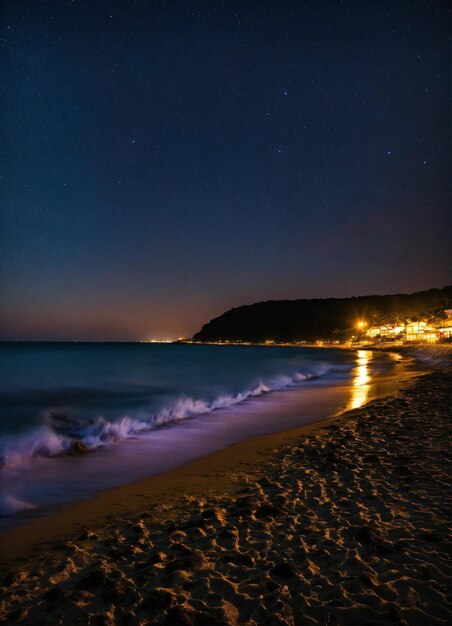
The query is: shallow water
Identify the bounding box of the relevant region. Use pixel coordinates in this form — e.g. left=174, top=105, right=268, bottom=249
left=0, top=343, right=395, bottom=529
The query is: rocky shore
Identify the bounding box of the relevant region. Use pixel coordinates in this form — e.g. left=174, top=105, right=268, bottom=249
left=1, top=369, right=450, bottom=625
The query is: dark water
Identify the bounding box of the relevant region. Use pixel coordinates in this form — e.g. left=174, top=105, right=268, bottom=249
left=0, top=342, right=390, bottom=527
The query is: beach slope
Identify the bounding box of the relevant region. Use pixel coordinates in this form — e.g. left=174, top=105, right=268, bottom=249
left=0, top=368, right=451, bottom=625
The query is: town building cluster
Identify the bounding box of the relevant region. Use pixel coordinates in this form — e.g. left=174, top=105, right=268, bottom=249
left=362, top=309, right=452, bottom=344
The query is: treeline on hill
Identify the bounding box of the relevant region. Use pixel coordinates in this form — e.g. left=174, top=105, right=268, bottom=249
left=192, top=286, right=452, bottom=343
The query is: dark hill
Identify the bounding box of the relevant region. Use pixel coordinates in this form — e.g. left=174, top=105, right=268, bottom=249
left=192, top=286, right=451, bottom=343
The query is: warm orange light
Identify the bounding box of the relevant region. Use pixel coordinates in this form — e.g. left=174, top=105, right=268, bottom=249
left=356, top=321, right=367, bottom=329
left=349, top=350, right=371, bottom=410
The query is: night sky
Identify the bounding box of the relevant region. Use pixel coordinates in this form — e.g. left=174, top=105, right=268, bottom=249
left=1, top=0, right=450, bottom=341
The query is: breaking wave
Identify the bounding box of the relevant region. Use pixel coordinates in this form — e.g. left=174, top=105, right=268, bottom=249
left=0, top=494, right=36, bottom=516
left=0, top=370, right=319, bottom=471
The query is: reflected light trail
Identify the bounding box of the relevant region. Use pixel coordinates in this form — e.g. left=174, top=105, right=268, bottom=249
left=348, top=350, right=372, bottom=410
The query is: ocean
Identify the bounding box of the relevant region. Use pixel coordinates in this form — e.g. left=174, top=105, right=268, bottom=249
left=0, top=342, right=395, bottom=530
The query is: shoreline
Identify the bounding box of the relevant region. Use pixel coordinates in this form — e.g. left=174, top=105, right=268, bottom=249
left=1, top=358, right=450, bottom=625
left=0, top=350, right=419, bottom=564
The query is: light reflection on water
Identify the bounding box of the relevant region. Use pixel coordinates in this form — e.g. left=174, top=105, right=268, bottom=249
left=348, top=350, right=372, bottom=410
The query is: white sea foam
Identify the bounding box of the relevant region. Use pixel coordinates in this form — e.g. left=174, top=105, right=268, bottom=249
left=0, top=425, right=69, bottom=469
left=0, top=370, right=320, bottom=470
left=0, top=493, right=36, bottom=516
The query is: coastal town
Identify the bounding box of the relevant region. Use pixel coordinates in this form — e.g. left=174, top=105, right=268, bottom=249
left=352, top=308, right=452, bottom=345
left=178, top=308, right=452, bottom=348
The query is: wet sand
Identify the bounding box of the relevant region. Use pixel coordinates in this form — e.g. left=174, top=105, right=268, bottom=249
left=0, top=366, right=450, bottom=625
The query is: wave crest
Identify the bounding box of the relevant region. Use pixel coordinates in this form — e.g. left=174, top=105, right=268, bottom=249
left=0, top=369, right=320, bottom=470
left=0, top=494, right=36, bottom=516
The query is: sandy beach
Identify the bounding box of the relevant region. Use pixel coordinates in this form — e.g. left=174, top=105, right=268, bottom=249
left=0, top=362, right=450, bottom=625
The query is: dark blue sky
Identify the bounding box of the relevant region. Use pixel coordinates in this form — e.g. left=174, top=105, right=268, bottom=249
left=1, top=0, right=450, bottom=340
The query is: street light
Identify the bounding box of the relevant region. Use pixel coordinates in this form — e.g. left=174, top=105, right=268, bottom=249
left=355, top=320, right=367, bottom=344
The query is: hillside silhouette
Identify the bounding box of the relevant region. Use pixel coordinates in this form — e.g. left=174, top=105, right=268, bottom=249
left=192, top=286, right=451, bottom=343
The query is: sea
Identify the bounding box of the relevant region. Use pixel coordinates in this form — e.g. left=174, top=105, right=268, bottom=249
left=0, top=342, right=400, bottom=530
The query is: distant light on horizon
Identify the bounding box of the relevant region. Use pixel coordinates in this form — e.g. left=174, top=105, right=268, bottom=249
left=142, top=339, right=174, bottom=344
